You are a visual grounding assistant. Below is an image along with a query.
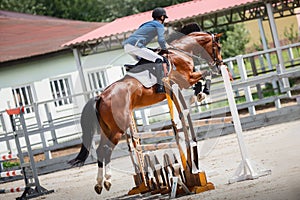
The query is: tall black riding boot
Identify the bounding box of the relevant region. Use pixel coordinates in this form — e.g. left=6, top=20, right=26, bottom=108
left=155, top=62, right=165, bottom=94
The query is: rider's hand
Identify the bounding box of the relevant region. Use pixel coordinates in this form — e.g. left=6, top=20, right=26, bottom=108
left=160, top=49, right=169, bottom=54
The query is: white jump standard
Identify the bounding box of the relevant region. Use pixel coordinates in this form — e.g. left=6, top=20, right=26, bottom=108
left=220, top=65, right=271, bottom=183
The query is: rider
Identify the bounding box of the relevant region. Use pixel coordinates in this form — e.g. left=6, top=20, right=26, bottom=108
left=122, top=7, right=169, bottom=93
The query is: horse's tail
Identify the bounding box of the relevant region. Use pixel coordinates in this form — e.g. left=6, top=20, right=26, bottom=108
left=68, top=97, right=101, bottom=167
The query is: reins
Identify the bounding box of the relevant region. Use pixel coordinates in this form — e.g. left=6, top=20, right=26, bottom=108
left=166, top=33, right=223, bottom=74
left=168, top=45, right=207, bottom=62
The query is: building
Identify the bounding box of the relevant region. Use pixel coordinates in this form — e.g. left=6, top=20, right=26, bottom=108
left=0, top=0, right=299, bottom=153
left=0, top=11, right=110, bottom=151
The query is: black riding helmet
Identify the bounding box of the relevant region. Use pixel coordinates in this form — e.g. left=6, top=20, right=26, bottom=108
left=152, top=7, right=168, bottom=19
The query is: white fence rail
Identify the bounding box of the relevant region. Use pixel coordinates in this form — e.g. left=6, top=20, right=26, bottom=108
left=0, top=42, right=300, bottom=176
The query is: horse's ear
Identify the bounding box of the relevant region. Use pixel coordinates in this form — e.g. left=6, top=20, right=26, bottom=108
left=215, top=33, right=223, bottom=38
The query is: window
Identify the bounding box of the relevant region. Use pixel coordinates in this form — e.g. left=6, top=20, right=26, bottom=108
left=12, top=85, right=34, bottom=113
left=50, top=77, right=73, bottom=107
left=88, top=70, right=108, bottom=95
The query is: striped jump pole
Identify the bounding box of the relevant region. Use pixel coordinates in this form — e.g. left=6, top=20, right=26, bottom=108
left=0, top=169, right=22, bottom=178
left=0, top=186, right=25, bottom=194
left=0, top=153, right=18, bottom=161
left=2, top=107, right=54, bottom=199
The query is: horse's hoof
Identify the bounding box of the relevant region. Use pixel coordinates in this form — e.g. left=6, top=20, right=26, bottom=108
left=197, top=92, right=206, bottom=102
left=104, top=180, right=112, bottom=191
left=94, top=184, right=103, bottom=194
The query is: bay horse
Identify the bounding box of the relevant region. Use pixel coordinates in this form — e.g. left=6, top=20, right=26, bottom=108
left=69, top=31, right=224, bottom=194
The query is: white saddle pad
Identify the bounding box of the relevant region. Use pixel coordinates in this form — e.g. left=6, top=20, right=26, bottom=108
left=127, top=70, right=157, bottom=88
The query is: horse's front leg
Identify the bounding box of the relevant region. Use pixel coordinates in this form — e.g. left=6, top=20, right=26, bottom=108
left=190, top=70, right=212, bottom=103
left=190, top=70, right=211, bottom=85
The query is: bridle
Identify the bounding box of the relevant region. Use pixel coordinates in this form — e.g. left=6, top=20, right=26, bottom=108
left=168, top=32, right=223, bottom=74
left=210, top=33, right=223, bottom=73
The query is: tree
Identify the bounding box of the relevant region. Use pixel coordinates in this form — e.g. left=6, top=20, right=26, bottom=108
left=0, top=0, right=191, bottom=22
left=1, top=0, right=250, bottom=57
left=202, top=15, right=249, bottom=58
left=0, top=0, right=46, bottom=14
left=221, top=23, right=250, bottom=58
left=284, top=23, right=299, bottom=44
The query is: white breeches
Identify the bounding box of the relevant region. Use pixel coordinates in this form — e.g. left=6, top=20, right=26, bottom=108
left=124, top=44, right=164, bottom=62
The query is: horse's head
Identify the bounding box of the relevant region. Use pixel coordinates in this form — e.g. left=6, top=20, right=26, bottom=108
left=187, top=32, right=223, bottom=73
left=170, top=31, right=224, bottom=74
left=166, top=31, right=227, bottom=89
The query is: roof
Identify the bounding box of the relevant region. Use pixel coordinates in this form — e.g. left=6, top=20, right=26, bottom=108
left=62, top=0, right=260, bottom=47
left=0, top=10, right=105, bottom=63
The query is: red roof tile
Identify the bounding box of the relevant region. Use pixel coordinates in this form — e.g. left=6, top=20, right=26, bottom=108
left=0, top=11, right=105, bottom=63
left=63, top=0, right=259, bottom=47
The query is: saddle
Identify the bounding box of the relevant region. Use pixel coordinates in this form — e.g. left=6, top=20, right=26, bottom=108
left=125, top=55, right=169, bottom=89
left=125, top=49, right=169, bottom=72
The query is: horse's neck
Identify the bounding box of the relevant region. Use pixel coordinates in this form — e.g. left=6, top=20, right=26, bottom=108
left=171, top=33, right=210, bottom=53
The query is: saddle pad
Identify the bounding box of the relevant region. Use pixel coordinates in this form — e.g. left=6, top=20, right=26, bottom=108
left=127, top=70, right=157, bottom=88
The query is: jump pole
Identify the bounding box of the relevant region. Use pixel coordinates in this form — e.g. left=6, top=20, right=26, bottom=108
left=220, top=65, right=271, bottom=183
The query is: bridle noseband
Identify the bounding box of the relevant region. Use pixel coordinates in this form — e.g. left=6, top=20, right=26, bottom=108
left=209, top=33, right=223, bottom=73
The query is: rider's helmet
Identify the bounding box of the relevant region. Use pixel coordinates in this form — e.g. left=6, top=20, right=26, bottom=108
left=152, top=7, right=168, bottom=19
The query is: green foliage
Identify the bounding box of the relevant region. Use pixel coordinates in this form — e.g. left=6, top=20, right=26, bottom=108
left=0, top=0, right=46, bottom=14
left=0, top=0, right=190, bottom=22
left=1, top=0, right=250, bottom=57
left=221, top=23, right=250, bottom=58
left=205, top=15, right=250, bottom=58
left=284, top=23, right=299, bottom=44
left=2, top=161, right=20, bottom=169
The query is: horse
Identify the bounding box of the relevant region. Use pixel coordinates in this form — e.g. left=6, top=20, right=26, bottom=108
left=68, top=31, right=224, bottom=194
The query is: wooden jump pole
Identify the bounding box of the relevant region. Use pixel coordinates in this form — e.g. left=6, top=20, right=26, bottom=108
left=220, top=65, right=271, bottom=183
left=136, top=142, right=178, bottom=151
left=135, top=117, right=233, bottom=139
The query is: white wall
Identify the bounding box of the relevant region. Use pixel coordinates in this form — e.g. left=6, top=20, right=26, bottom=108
left=0, top=48, right=135, bottom=153
left=81, top=48, right=135, bottom=69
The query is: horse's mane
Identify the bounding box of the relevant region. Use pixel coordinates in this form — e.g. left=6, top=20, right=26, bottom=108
left=180, top=23, right=202, bottom=35
left=166, top=23, right=202, bottom=43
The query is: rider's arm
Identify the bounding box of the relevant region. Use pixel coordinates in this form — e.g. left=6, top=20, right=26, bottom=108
left=156, top=25, right=167, bottom=50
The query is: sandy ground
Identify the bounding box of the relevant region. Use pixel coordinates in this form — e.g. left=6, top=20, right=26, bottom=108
left=1, top=119, right=300, bottom=200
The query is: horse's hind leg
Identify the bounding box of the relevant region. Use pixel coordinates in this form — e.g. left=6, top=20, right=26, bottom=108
left=103, top=162, right=112, bottom=191
left=94, top=136, right=114, bottom=194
